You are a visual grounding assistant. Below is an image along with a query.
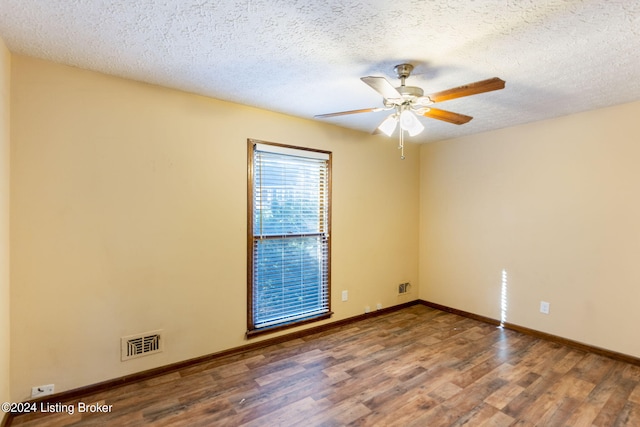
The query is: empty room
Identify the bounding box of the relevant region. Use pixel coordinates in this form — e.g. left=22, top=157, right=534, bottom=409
left=1, top=1, right=640, bottom=426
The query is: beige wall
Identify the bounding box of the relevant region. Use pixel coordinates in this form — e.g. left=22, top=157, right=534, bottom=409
left=10, top=55, right=419, bottom=400
left=0, top=37, right=10, bottom=407
left=420, top=100, right=640, bottom=358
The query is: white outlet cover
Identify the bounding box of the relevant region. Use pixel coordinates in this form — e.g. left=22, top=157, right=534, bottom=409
left=31, top=384, right=54, bottom=398
left=341, top=290, right=348, bottom=301
left=540, top=301, right=550, bottom=314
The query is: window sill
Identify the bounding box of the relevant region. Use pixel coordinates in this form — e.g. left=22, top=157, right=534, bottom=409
left=246, top=311, right=334, bottom=339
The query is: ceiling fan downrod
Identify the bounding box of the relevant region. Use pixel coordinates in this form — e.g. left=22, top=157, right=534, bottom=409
left=393, top=63, right=424, bottom=101
left=394, top=63, right=413, bottom=85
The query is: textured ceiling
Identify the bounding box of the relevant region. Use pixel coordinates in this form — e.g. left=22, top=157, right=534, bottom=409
left=0, top=0, right=639, bottom=143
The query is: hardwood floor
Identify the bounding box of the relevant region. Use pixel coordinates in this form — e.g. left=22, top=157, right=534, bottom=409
left=10, top=304, right=640, bottom=426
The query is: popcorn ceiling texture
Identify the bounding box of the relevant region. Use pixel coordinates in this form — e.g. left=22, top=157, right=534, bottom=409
left=0, top=0, right=638, bottom=142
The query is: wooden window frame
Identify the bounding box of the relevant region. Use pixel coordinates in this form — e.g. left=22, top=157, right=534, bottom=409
left=246, top=139, right=332, bottom=338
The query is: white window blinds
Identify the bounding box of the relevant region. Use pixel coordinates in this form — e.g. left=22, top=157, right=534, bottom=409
left=249, top=142, right=331, bottom=332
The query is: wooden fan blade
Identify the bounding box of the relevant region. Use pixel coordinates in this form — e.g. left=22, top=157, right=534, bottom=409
left=426, top=77, right=505, bottom=103
left=361, top=76, right=402, bottom=100
left=314, top=107, right=382, bottom=118
left=420, top=108, right=473, bottom=125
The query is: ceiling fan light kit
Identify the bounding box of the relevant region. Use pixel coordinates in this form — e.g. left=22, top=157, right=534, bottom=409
left=315, top=63, right=505, bottom=159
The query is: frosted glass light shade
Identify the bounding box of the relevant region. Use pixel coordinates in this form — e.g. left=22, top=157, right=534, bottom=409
left=399, top=110, right=424, bottom=136
left=378, top=115, right=398, bottom=136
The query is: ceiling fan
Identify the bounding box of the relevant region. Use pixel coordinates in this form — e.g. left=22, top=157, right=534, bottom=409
left=315, top=64, right=505, bottom=159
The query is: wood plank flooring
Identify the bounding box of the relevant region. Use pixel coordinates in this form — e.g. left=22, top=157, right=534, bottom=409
left=10, top=304, right=640, bottom=426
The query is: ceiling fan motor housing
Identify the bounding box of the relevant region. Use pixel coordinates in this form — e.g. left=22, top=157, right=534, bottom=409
left=384, top=85, right=425, bottom=107
left=397, top=85, right=424, bottom=99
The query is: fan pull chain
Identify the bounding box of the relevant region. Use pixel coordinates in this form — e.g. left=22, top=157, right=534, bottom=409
left=398, top=130, right=405, bottom=160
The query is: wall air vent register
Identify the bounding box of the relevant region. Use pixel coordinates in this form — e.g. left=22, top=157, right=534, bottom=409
left=121, top=330, right=163, bottom=361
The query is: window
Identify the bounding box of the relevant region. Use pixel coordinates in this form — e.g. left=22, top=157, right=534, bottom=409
left=247, top=140, right=332, bottom=336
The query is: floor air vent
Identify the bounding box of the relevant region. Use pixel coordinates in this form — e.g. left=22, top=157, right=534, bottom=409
left=121, top=330, right=163, bottom=361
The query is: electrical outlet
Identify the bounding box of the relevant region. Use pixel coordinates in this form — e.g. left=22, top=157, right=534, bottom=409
left=540, top=301, right=550, bottom=314
left=364, top=306, right=370, bottom=313
left=376, top=303, right=382, bottom=310
left=31, top=384, right=54, bottom=398
left=341, top=290, right=348, bottom=302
